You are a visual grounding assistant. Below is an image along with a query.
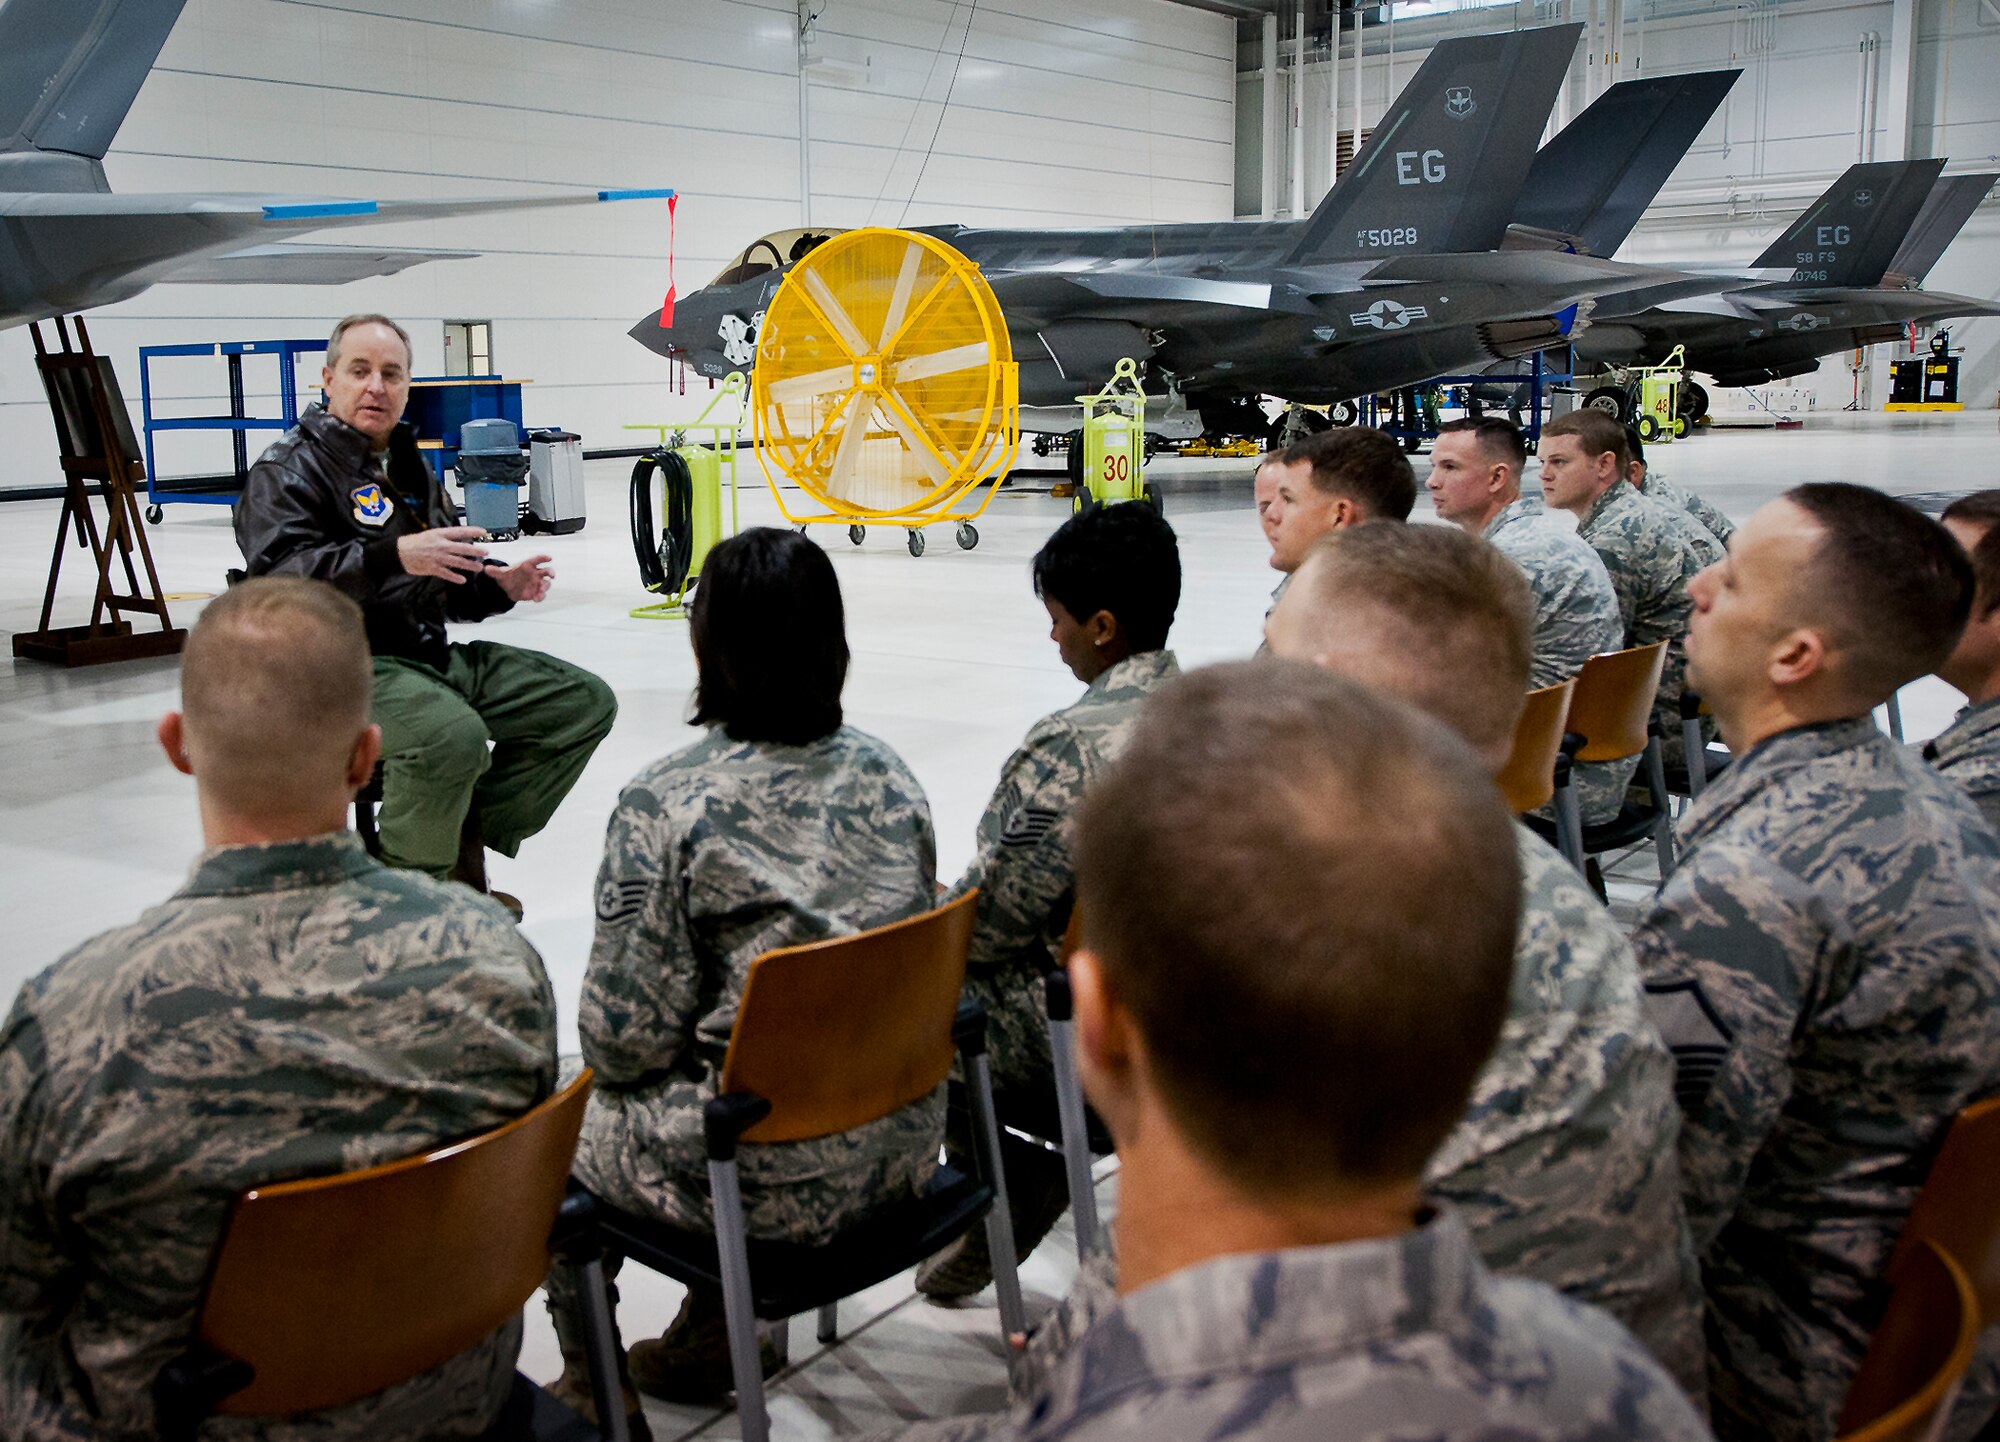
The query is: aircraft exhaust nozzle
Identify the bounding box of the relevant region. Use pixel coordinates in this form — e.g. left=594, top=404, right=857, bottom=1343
left=1479, top=317, right=1570, bottom=361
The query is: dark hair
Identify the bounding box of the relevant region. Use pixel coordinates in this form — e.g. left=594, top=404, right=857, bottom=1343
left=1542, top=409, right=1629, bottom=472
left=1291, top=523, right=1534, bottom=758
left=1941, top=491, right=2000, bottom=618
left=1786, top=483, right=1974, bottom=699
left=1075, top=662, right=1519, bottom=1196
left=1274, top=427, right=1417, bottom=521
left=1031, top=503, right=1182, bottom=652
left=689, top=528, right=848, bottom=744
left=1436, top=415, right=1527, bottom=470
left=1624, top=425, right=1646, bottom=467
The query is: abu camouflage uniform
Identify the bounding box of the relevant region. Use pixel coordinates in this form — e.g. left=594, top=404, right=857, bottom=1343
left=1574, top=483, right=1710, bottom=773
left=1924, top=695, right=2000, bottom=833
left=0, top=834, right=558, bottom=1442
left=868, top=1210, right=1715, bottom=1442
left=1642, top=471, right=1737, bottom=548
left=1632, top=718, right=2000, bottom=1441
left=1426, top=825, right=1704, bottom=1397
left=948, top=650, right=1180, bottom=1097
left=574, top=724, right=941, bottom=1242
left=1483, top=497, right=1632, bottom=823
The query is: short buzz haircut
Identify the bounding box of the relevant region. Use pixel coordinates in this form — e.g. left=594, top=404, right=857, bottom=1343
left=182, top=579, right=371, bottom=815
left=1287, top=524, right=1534, bottom=761
left=326, top=313, right=413, bottom=370
left=1436, top=415, right=1527, bottom=471
left=1941, top=490, right=2000, bottom=618
left=1075, top=662, right=1519, bottom=1197
left=1542, top=408, right=1629, bottom=473
left=1032, top=502, right=1182, bottom=652
left=690, top=527, right=848, bottom=744
left=1624, top=425, right=1646, bottom=468
left=1272, top=427, right=1418, bottom=521
left=1786, top=483, right=1973, bottom=700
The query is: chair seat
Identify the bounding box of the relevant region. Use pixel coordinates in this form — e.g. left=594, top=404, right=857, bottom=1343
left=1525, top=802, right=1664, bottom=856
left=585, top=1166, right=994, bottom=1322
left=1664, top=746, right=1733, bottom=797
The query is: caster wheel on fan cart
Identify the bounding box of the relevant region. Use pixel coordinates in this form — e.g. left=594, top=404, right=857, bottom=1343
left=145, top=505, right=163, bottom=524
left=907, top=529, right=926, bottom=557
left=848, top=524, right=865, bottom=545
left=955, top=522, right=978, bottom=550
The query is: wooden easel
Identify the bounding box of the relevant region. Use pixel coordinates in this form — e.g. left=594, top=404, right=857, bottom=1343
left=13, top=317, right=186, bottom=666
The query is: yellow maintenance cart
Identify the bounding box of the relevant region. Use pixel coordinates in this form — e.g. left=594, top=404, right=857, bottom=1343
left=1634, top=345, right=1690, bottom=444
left=1075, top=358, right=1161, bottom=513
left=751, top=227, right=1018, bottom=557
left=627, top=372, right=746, bottom=620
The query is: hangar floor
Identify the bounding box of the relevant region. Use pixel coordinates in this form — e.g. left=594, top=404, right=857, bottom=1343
left=0, top=408, right=1985, bottom=1436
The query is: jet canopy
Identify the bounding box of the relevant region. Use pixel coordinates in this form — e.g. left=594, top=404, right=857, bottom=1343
left=709, top=228, right=848, bottom=287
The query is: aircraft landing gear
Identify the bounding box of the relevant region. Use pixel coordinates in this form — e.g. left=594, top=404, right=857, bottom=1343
left=1583, top=386, right=1632, bottom=422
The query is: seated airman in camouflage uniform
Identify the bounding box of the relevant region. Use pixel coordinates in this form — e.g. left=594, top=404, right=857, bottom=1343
left=1427, top=416, right=1629, bottom=824
left=1541, top=409, right=1714, bottom=776
left=1628, top=428, right=1736, bottom=548
left=918, top=503, right=1182, bottom=1301
left=0, top=579, right=557, bottom=1442
left=553, top=529, right=940, bottom=1415
left=1928, top=491, right=2000, bottom=832
left=1632, top=484, right=2000, bottom=1442
left=1268, top=524, right=1704, bottom=1398
left=1254, top=427, right=1417, bottom=650
left=880, top=663, right=1714, bottom=1442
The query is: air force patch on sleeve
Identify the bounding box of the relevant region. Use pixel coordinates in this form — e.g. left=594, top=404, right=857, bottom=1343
left=596, top=877, right=650, bottom=924
left=1644, top=978, right=1735, bottom=1109
left=350, top=482, right=391, bottom=528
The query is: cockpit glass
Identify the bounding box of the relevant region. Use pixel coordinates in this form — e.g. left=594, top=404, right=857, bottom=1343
left=709, top=229, right=846, bottom=286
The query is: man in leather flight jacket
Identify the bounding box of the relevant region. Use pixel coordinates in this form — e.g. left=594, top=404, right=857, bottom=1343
left=234, top=314, right=616, bottom=892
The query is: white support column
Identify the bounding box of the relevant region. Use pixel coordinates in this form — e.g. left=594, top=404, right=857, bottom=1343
left=1328, top=11, right=1342, bottom=188
left=1292, top=1, right=1307, bottom=216
left=1263, top=10, right=1281, bottom=219
left=1353, top=0, right=1365, bottom=160
left=798, top=0, right=815, bottom=224
left=1883, top=0, right=1917, bottom=160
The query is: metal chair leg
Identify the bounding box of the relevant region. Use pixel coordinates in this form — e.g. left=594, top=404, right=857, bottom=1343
left=1645, top=737, right=1676, bottom=876
left=1554, top=779, right=1588, bottom=875
left=1682, top=717, right=1706, bottom=799
left=816, top=1302, right=838, bottom=1345
left=965, top=1051, right=1028, bottom=1351
left=1047, top=1005, right=1101, bottom=1260
left=706, top=1156, right=769, bottom=1442
left=1885, top=691, right=1905, bottom=741
left=570, top=1258, right=631, bottom=1442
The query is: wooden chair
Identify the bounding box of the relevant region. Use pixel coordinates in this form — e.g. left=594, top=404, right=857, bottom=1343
left=155, top=1071, right=604, bottom=1442
left=573, top=890, right=1025, bottom=1442
left=1835, top=1239, right=1980, bottom=1442
left=1525, top=642, right=1675, bottom=882
left=1887, top=1095, right=2000, bottom=1349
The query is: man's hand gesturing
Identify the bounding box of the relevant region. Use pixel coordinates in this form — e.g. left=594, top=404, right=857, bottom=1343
left=397, top=526, right=490, bottom=583
left=492, top=555, right=555, bottom=603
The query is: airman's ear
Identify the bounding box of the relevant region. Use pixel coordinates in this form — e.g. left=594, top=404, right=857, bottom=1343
left=157, top=713, right=193, bottom=777
left=1769, top=628, right=1826, bottom=688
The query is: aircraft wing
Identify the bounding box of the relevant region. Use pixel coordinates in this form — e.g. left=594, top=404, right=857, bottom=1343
left=157, top=241, right=478, bottom=285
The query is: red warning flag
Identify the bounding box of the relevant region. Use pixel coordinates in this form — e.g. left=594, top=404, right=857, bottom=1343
left=659, top=193, right=679, bottom=328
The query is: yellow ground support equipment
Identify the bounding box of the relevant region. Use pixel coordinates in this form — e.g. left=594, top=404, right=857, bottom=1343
left=629, top=372, right=746, bottom=620
left=752, top=227, right=1018, bottom=557
left=1075, top=358, right=1160, bottom=513
left=1634, top=345, right=1690, bottom=444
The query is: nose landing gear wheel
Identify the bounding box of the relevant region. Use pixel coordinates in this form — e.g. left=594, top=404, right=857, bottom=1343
left=907, top=529, right=926, bottom=557
left=848, top=524, right=865, bottom=545
left=955, top=522, right=978, bottom=550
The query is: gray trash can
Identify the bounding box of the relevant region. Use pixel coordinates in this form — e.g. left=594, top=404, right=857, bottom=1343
left=456, top=418, right=526, bottom=539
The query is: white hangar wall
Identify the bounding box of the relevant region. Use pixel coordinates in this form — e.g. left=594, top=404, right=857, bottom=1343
left=1237, top=0, right=2000, bottom=413
left=0, top=0, right=1234, bottom=495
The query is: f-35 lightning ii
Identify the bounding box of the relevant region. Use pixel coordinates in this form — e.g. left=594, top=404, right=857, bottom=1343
left=632, top=24, right=1719, bottom=439
left=0, top=0, right=669, bottom=333
left=1573, top=161, right=2000, bottom=390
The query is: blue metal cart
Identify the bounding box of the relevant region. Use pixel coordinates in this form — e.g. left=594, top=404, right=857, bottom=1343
left=138, top=338, right=327, bottom=521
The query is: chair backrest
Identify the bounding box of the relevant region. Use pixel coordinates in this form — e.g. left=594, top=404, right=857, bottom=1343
left=1567, top=642, right=1668, bottom=763
left=720, top=890, right=978, bottom=1144
left=1889, top=1094, right=2000, bottom=1325
left=195, top=1070, right=594, bottom=1417
left=1495, top=680, right=1575, bottom=813
left=1836, top=1239, right=1979, bottom=1441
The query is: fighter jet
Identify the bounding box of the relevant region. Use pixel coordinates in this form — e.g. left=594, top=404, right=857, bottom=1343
left=1572, top=162, right=2000, bottom=392
left=0, top=0, right=670, bottom=332
left=631, top=24, right=1718, bottom=439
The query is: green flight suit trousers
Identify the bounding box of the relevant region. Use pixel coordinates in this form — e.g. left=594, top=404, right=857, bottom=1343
left=371, top=641, right=617, bottom=878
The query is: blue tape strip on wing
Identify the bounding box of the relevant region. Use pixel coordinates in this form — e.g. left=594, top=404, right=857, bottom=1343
left=1556, top=304, right=1579, bottom=336
left=261, top=200, right=380, bottom=219
left=597, top=188, right=676, bottom=201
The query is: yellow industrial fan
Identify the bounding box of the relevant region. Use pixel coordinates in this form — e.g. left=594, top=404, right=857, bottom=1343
left=753, top=227, right=1018, bottom=556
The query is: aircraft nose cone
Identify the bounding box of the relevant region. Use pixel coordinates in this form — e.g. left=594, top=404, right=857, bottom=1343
left=628, top=304, right=686, bottom=360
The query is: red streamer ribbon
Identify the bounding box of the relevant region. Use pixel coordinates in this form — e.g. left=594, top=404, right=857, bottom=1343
left=660, top=192, right=679, bottom=328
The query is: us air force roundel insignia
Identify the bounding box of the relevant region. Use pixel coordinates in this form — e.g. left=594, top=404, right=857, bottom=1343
left=596, top=877, right=650, bottom=923
left=999, top=807, right=1061, bottom=849
left=1644, top=978, right=1734, bottom=1108
left=350, top=482, right=391, bottom=528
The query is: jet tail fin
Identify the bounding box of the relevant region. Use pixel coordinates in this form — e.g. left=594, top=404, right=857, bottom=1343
left=1284, top=23, right=1582, bottom=266
left=1885, top=173, right=1995, bottom=283
left=0, top=0, right=186, bottom=160
left=1750, top=159, right=1944, bottom=285
left=1513, top=69, right=1740, bottom=256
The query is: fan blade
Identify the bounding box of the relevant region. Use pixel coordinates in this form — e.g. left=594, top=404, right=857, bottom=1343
left=890, top=341, right=990, bottom=386
left=763, top=362, right=854, bottom=407
left=824, top=392, right=873, bottom=498
left=801, top=269, right=873, bottom=356
left=877, top=240, right=926, bottom=351
left=877, top=392, right=953, bottom=488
